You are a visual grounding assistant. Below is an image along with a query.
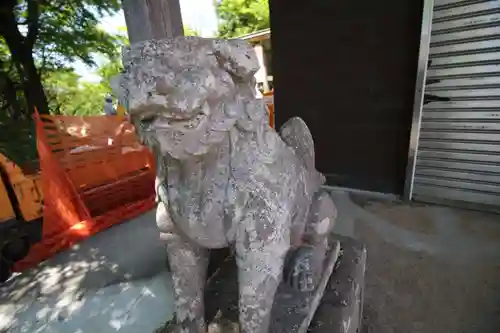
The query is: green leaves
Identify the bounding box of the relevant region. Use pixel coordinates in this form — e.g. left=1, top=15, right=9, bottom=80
left=0, top=0, right=123, bottom=165
left=98, top=58, right=123, bottom=91
left=0, top=0, right=123, bottom=116
left=34, top=0, right=122, bottom=68
left=184, top=25, right=201, bottom=37
left=215, top=0, right=269, bottom=38
left=42, top=52, right=126, bottom=116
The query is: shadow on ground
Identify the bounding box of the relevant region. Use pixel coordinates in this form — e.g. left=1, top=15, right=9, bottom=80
left=0, top=210, right=175, bottom=333
left=329, top=190, right=500, bottom=333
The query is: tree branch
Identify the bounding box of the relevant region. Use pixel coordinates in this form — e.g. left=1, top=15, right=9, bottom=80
left=39, top=44, right=48, bottom=75
left=26, top=0, right=40, bottom=49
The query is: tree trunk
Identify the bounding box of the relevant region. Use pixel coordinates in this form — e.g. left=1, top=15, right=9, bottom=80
left=0, top=3, right=50, bottom=115
left=18, top=49, right=50, bottom=115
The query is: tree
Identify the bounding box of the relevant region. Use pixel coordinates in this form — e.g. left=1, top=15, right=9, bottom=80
left=43, top=69, right=80, bottom=115
left=42, top=60, right=123, bottom=116
left=98, top=27, right=128, bottom=92
left=98, top=58, right=124, bottom=92
left=215, top=0, right=269, bottom=38
left=184, top=26, right=201, bottom=37
left=0, top=41, right=25, bottom=120
left=43, top=25, right=129, bottom=116
left=65, top=81, right=109, bottom=115
left=0, top=0, right=122, bottom=116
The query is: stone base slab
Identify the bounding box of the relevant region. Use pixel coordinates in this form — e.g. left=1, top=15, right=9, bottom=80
left=161, top=234, right=366, bottom=333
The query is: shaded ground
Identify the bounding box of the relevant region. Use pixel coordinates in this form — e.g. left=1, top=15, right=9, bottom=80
left=0, top=210, right=176, bottom=333
left=330, top=190, right=500, bottom=333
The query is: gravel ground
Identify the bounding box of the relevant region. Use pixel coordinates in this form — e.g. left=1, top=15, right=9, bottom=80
left=350, top=196, right=500, bottom=333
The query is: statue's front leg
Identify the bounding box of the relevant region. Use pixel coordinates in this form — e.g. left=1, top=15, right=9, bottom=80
left=235, top=218, right=289, bottom=333
left=157, top=202, right=208, bottom=333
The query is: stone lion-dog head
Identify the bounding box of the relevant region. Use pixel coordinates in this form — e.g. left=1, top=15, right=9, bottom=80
left=112, top=37, right=265, bottom=160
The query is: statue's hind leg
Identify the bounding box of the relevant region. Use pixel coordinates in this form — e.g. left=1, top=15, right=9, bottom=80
left=285, top=189, right=337, bottom=292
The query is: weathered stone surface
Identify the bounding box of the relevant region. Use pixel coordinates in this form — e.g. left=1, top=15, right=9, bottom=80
left=159, top=241, right=340, bottom=333
left=159, top=234, right=365, bottom=333
left=311, top=235, right=367, bottom=333
left=269, top=240, right=340, bottom=333
left=112, top=36, right=339, bottom=333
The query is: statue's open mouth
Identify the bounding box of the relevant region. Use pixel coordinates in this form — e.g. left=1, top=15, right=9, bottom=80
left=162, top=109, right=207, bottom=130
left=138, top=106, right=208, bottom=132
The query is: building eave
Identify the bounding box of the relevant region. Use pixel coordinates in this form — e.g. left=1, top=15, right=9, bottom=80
left=237, top=28, right=271, bottom=43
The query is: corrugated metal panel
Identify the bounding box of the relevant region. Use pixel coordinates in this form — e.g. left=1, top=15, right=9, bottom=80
left=413, top=0, right=500, bottom=207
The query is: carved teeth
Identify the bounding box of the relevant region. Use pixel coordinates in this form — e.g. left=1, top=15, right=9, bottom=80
left=164, top=113, right=186, bottom=120
left=163, top=107, right=205, bottom=122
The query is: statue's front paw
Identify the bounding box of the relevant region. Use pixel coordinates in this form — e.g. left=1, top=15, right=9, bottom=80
left=284, top=246, right=318, bottom=292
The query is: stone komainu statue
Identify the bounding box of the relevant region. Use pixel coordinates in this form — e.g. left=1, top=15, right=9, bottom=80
left=112, top=37, right=338, bottom=333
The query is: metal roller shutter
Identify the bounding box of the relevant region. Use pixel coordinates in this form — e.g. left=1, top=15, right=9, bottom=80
left=412, top=0, right=500, bottom=208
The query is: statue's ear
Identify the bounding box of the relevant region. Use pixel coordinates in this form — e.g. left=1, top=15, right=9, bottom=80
left=213, top=39, right=260, bottom=81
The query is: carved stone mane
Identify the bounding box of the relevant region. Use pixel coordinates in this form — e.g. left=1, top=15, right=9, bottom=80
left=112, top=37, right=268, bottom=160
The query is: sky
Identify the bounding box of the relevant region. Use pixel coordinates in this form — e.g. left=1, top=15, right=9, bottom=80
left=75, top=0, right=218, bottom=82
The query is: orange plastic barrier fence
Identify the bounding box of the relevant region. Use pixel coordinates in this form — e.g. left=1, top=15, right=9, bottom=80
left=263, top=90, right=274, bottom=128
left=15, top=113, right=156, bottom=271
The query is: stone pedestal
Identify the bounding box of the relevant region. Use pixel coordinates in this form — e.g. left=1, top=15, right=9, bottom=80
left=159, top=234, right=366, bottom=333
left=310, top=235, right=367, bottom=333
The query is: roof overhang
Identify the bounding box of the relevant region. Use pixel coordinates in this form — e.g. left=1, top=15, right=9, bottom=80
left=237, top=28, right=271, bottom=43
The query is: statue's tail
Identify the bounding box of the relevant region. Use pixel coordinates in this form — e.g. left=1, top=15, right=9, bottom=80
left=279, top=117, right=326, bottom=186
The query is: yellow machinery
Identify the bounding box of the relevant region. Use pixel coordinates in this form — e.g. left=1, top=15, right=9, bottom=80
left=0, top=153, right=43, bottom=282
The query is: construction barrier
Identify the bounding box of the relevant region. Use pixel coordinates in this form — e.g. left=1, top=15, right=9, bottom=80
left=263, top=90, right=275, bottom=128
left=14, top=113, right=156, bottom=271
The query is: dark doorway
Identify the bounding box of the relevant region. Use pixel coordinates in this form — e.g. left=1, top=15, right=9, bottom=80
left=269, top=0, right=423, bottom=195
